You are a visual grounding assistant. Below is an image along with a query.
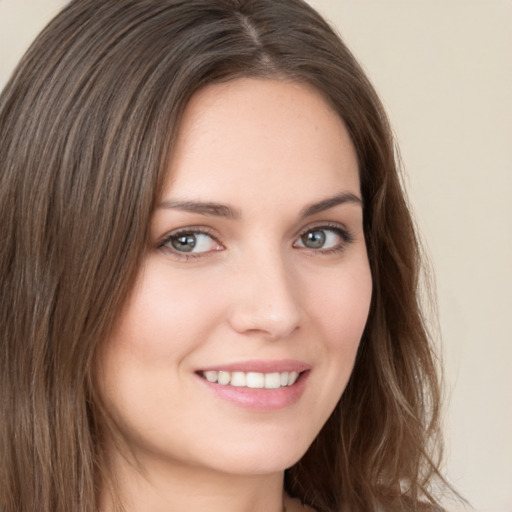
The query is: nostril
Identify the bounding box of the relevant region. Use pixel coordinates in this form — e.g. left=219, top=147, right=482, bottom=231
left=225, top=260, right=302, bottom=338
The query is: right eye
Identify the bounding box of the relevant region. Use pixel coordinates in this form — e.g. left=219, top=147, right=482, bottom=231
left=160, top=229, right=223, bottom=257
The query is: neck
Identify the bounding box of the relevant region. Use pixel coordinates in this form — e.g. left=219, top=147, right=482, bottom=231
left=99, top=451, right=287, bottom=512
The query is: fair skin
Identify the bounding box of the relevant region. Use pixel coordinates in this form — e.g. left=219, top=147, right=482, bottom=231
left=98, top=78, right=372, bottom=512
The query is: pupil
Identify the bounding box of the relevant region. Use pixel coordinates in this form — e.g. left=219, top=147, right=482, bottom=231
left=172, top=234, right=196, bottom=252
left=303, top=230, right=325, bottom=249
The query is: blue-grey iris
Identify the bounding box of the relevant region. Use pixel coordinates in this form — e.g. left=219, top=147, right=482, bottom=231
left=301, top=230, right=326, bottom=249
left=172, top=234, right=197, bottom=252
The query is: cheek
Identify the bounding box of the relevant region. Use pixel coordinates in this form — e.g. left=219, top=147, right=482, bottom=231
left=110, top=261, right=225, bottom=362
left=309, top=261, right=372, bottom=350
left=289, top=260, right=372, bottom=441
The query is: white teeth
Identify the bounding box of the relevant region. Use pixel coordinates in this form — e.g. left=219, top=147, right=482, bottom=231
left=201, top=370, right=302, bottom=389
left=218, top=371, right=231, bottom=385
left=246, top=372, right=264, bottom=388
left=204, top=370, right=218, bottom=383
left=264, top=372, right=281, bottom=389
left=230, top=372, right=246, bottom=387
left=288, top=371, right=299, bottom=386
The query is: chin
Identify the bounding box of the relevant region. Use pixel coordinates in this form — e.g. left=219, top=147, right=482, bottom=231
left=197, top=430, right=315, bottom=476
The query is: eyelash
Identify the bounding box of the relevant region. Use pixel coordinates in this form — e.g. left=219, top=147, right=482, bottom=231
left=158, top=223, right=355, bottom=260
left=295, top=223, right=355, bottom=255
left=159, top=227, right=221, bottom=260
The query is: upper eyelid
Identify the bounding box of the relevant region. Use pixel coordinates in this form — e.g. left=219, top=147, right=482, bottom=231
left=157, top=222, right=354, bottom=251
left=157, top=228, right=224, bottom=260
left=296, top=223, right=355, bottom=246
left=294, top=221, right=351, bottom=238
left=158, top=226, right=219, bottom=245
left=159, top=222, right=346, bottom=239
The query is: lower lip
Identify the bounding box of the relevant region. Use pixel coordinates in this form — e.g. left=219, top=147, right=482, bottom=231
left=197, top=371, right=310, bottom=410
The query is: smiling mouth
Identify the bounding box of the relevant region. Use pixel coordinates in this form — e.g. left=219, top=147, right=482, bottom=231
left=198, top=370, right=301, bottom=389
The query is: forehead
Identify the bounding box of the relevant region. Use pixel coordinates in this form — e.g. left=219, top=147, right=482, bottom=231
left=164, top=78, right=360, bottom=206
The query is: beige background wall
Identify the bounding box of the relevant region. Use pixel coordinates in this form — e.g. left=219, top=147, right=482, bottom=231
left=1, top=1, right=511, bottom=511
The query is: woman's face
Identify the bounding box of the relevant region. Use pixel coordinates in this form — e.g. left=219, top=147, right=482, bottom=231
left=98, top=78, right=372, bottom=477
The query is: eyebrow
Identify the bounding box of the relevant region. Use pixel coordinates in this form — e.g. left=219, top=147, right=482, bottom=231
left=157, top=199, right=241, bottom=219
left=299, top=192, right=363, bottom=218
left=156, top=192, right=362, bottom=219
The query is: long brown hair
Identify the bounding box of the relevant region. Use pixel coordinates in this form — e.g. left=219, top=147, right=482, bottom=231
left=1, top=1, right=450, bottom=510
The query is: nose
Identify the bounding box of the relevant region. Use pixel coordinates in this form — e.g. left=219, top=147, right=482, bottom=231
left=227, top=250, right=302, bottom=340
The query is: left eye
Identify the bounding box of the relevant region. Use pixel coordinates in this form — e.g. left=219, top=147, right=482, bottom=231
left=294, top=227, right=348, bottom=251
left=163, top=231, right=221, bottom=254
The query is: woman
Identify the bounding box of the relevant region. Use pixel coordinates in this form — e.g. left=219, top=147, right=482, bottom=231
left=0, top=0, right=452, bottom=511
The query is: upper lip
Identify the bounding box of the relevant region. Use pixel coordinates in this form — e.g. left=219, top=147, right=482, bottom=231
left=196, top=359, right=311, bottom=374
